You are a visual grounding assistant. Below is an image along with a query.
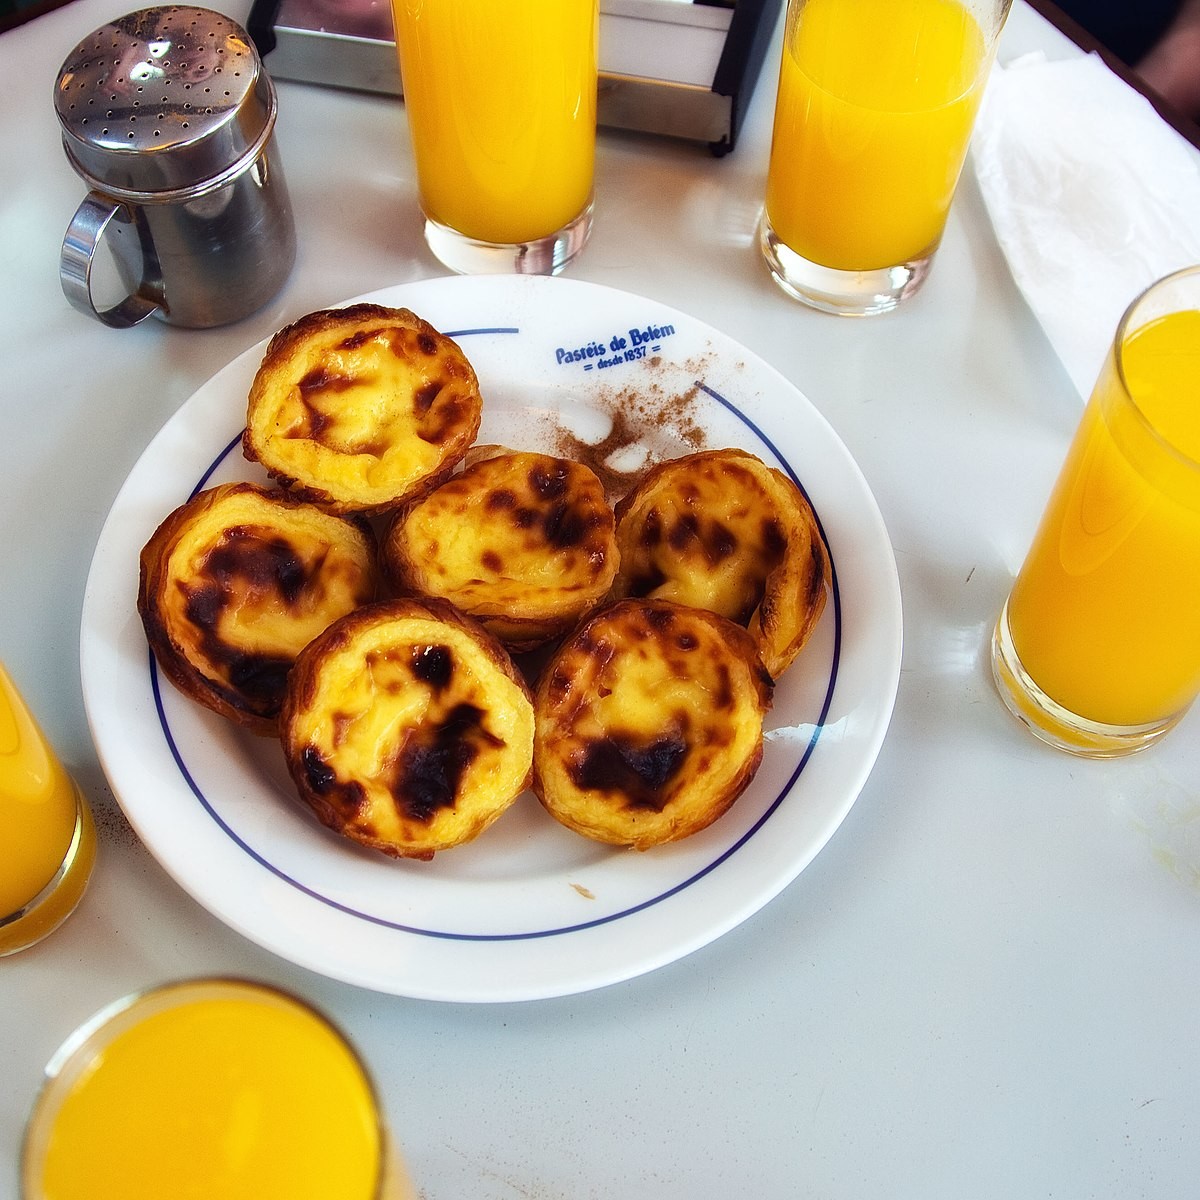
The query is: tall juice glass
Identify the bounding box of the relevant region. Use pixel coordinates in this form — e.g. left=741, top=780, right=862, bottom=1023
left=21, top=978, right=416, bottom=1200
left=0, top=661, right=95, bottom=956
left=759, top=0, right=1011, bottom=315
left=391, top=0, right=598, bottom=276
left=992, top=266, right=1200, bottom=757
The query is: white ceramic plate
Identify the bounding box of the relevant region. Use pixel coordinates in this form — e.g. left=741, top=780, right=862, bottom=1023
left=80, top=275, right=902, bottom=1003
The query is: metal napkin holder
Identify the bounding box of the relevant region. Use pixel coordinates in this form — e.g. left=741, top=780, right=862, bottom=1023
left=246, top=0, right=781, bottom=156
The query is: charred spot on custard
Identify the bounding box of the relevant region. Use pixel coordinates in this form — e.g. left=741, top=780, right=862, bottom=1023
left=762, top=516, right=787, bottom=558
left=713, top=663, right=735, bottom=712
left=412, top=380, right=442, bottom=416
left=389, top=702, right=504, bottom=822
left=529, top=460, right=570, bottom=500
left=542, top=501, right=587, bottom=549
left=223, top=651, right=292, bottom=704
left=297, top=366, right=362, bottom=409
left=569, top=731, right=690, bottom=812
left=667, top=512, right=700, bottom=551
left=638, top=510, right=663, bottom=548
left=301, top=746, right=368, bottom=820
left=664, top=511, right=739, bottom=566
left=480, top=550, right=503, bottom=573
left=644, top=605, right=676, bottom=635
left=302, top=745, right=338, bottom=793
left=202, top=528, right=311, bottom=604
left=486, top=489, right=517, bottom=512
left=706, top=519, right=737, bottom=563
left=178, top=535, right=314, bottom=710
left=410, top=643, right=454, bottom=691
left=181, top=580, right=222, bottom=634
left=703, top=724, right=735, bottom=748
left=417, top=393, right=468, bottom=446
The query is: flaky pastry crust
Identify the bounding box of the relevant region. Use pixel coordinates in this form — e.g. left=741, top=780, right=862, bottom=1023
left=280, top=597, right=534, bottom=860
left=383, top=450, right=619, bottom=651
left=137, top=482, right=379, bottom=735
left=532, top=598, right=773, bottom=850
left=243, top=304, right=482, bottom=515
left=611, top=448, right=830, bottom=679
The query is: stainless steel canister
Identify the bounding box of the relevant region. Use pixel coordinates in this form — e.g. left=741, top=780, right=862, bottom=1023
left=54, top=6, right=296, bottom=329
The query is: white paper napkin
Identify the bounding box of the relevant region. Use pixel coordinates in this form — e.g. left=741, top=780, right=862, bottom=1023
left=972, top=51, right=1200, bottom=398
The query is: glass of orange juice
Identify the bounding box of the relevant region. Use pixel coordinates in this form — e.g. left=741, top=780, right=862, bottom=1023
left=992, top=266, right=1200, bottom=757
left=0, top=661, right=96, bottom=956
left=21, top=978, right=416, bottom=1200
left=759, top=0, right=1011, bottom=315
left=390, top=0, right=599, bottom=276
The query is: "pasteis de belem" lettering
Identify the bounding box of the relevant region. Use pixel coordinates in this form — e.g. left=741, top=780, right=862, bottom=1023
left=554, top=320, right=677, bottom=371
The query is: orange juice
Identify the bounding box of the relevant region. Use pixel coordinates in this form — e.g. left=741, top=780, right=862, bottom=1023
left=764, top=0, right=990, bottom=271
left=26, top=982, right=387, bottom=1200
left=0, top=662, right=95, bottom=955
left=391, top=0, right=597, bottom=245
left=1006, top=309, right=1200, bottom=728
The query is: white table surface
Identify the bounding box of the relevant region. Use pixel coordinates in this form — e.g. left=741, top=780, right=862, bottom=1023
left=4, top=2, right=1200, bottom=1197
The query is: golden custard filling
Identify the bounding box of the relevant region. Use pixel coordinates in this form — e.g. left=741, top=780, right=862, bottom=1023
left=544, top=613, right=763, bottom=799
left=165, top=498, right=373, bottom=668
left=245, top=306, right=482, bottom=513
left=138, top=482, right=378, bottom=733
left=283, top=604, right=534, bottom=857
left=620, top=460, right=786, bottom=621
left=614, top=449, right=829, bottom=679
left=293, top=624, right=529, bottom=792
left=274, top=329, right=464, bottom=486
left=533, top=600, right=773, bottom=849
left=390, top=451, right=617, bottom=620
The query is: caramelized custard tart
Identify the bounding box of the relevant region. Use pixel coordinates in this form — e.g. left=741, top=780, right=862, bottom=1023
left=384, top=449, right=619, bottom=651
left=243, top=304, right=482, bottom=515
left=137, top=482, right=379, bottom=735
left=611, top=448, right=830, bottom=678
left=532, top=598, right=773, bottom=849
left=280, top=597, right=535, bottom=860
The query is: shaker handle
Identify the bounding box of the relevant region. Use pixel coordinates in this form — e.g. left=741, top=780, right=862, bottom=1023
left=60, top=192, right=159, bottom=329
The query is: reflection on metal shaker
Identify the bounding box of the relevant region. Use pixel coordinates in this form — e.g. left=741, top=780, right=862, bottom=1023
left=53, top=6, right=296, bottom=329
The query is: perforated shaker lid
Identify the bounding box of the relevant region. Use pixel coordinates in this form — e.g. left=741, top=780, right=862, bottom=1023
left=53, top=6, right=276, bottom=196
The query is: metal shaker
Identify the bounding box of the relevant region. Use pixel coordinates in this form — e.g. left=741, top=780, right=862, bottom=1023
left=54, top=6, right=296, bottom=329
